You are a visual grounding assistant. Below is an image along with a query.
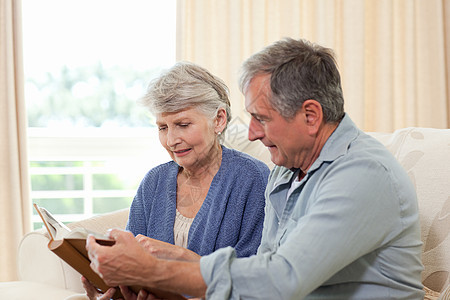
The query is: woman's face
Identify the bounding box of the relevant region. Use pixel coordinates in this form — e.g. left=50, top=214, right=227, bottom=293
left=156, top=108, right=220, bottom=172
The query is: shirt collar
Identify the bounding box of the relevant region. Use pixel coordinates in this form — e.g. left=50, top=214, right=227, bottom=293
left=314, top=113, right=359, bottom=164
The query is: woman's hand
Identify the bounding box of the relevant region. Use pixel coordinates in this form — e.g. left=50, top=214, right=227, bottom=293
left=136, top=235, right=200, bottom=262
left=120, top=285, right=162, bottom=300
left=81, top=276, right=116, bottom=300
left=81, top=276, right=160, bottom=300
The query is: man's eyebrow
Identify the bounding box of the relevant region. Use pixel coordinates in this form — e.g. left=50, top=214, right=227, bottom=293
left=249, top=112, right=269, bottom=120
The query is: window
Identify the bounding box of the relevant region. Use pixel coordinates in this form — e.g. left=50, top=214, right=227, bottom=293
left=22, top=0, right=176, bottom=228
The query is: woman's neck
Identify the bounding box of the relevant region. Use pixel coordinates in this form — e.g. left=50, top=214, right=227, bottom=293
left=180, top=144, right=222, bottom=182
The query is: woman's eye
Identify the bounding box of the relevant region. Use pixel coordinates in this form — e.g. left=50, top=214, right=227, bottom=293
left=158, top=126, right=167, bottom=131
left=179, top=123, right=190, bottom=127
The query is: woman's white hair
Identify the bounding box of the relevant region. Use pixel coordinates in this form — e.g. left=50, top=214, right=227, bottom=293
left=141, top=61, right=232, bottom=141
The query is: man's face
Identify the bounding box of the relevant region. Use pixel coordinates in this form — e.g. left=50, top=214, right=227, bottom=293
left=244, top=74, right=312, bottom=169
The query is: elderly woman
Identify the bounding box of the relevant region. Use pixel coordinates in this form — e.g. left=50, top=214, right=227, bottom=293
left=81, top=62, right=269, bottom=299
left=127, top=61, right=269, bottom=256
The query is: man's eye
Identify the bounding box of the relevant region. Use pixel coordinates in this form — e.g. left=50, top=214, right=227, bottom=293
left=158, top=126, right=167, bottom=131
left=254, top=116, right=265, bottom=124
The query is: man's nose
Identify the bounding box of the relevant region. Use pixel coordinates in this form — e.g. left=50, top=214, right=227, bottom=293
left=248, top=118, right=264, bottom=141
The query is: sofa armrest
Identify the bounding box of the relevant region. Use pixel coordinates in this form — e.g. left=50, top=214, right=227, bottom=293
left=18, top=230, right=74, bottom=289
left=17, top=208, right=130, bottom=294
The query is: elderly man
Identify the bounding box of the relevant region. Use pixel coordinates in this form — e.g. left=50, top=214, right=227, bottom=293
left=86, top=38, right=424, bottom=299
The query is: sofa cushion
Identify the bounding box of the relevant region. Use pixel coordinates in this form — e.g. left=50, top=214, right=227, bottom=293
left=438, top=284, right=450, bottom=299
left=369, top=128, right=450, bottom=293
left=0, top=281, right=77, bottom=300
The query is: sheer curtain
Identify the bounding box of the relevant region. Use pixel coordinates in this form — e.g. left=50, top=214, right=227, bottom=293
left=0, top=0, right=32, bottom=281
left=177, top=0, right=450, bottom=131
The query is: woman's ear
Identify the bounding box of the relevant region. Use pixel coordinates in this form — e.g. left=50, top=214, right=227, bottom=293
left=214, top=108, right=227, bottom=134
left=302, top=100, right=323, bottom=134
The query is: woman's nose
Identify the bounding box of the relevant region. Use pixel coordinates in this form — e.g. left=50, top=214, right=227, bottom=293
left=166, top=128, right=181, bottom=147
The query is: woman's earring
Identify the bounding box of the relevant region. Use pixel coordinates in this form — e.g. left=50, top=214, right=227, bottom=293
left=217, top=131, right=222, bottom=136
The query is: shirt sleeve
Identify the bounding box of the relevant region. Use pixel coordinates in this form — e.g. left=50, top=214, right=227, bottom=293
left=200, top=247, right=236, bottom=299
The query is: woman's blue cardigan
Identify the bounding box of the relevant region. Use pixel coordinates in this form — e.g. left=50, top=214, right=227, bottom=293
left=127, top=146, right=270, bottom=257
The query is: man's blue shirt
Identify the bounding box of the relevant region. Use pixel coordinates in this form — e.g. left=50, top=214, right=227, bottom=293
left=200, top=114, right=424, bottom=299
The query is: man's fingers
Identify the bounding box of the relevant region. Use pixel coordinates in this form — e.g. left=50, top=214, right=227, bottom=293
left=86, top=234, right=101, bottom=266
left=107, top=228, right=134, bottom=244
left=136, top=234, right=147, bottom=244
left=86, top=234, right=98, bottom=250
left=107, top=228, right=121, bottom=240
left=107, top=228, right=131, bottom=241
left=89, top=260, right=100, bottom=275
left=85, top=229, right=147, bottom=290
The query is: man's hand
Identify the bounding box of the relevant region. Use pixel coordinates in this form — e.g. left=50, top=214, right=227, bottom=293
left=86, top=229, right=155, bottom=288
left=86, top=229, right=206, bottom=299
left=136, top=235, right=200, bottom=262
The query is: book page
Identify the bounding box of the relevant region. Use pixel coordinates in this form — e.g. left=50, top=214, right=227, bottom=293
left=34, top=203, right=71, bottom=240
left=34, top=203, right=113, bottom=241
left=66, top=227, right=111, bottom=240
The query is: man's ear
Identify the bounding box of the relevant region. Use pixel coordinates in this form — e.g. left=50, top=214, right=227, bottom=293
left=214, top=108, right=227, bottom=134
left=302, top=100, right=323, bottom=134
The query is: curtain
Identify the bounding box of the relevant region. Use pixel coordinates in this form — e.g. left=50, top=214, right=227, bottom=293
left=177, top=0, right=450, bottom=132
left=0, top=0, right=32, bottom=281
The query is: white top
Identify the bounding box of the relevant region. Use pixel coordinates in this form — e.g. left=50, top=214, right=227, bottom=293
left=174, top=209, right=194, bottom=248
left=287, top=169, right=302, bottom=199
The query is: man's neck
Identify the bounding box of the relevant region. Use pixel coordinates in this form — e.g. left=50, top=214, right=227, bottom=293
left=299, top=122, right=339, bottom=175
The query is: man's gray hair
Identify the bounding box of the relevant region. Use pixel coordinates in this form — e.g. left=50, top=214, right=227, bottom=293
left=239, top=38, right=345, bottom=123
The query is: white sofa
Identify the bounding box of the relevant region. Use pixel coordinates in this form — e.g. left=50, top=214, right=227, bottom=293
left=0, top=126, right=449, bottom=300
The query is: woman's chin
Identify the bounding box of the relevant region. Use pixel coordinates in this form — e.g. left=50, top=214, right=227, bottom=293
left=174, top=158, right=193, bottom=169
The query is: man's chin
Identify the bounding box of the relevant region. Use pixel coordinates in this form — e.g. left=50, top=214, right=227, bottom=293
left=269, top=152, right=293, bottom=168
left=269, top=153, right=285, bottom=167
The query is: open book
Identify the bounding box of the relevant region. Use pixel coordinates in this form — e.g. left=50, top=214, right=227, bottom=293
left=34, top=203, right=185, bottom=300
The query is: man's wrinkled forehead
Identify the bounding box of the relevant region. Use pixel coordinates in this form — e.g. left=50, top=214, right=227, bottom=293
left=244, top=74, right=274, bottom=113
